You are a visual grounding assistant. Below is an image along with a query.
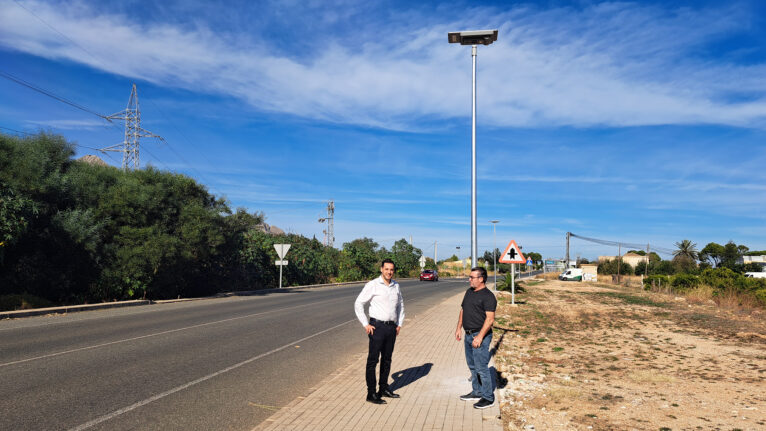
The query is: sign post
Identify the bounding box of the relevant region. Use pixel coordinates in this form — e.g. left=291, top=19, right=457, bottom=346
left=274, top=244, right=291, bottom=289
left=498, top=240, right=526, bottom=304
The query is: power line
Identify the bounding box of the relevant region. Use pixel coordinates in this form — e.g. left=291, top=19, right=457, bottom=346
left=12, top=0, right=105, bottom=68
left=569, top=232, right=675, bottom=255
left=0, top=70, right=110, bottom=121
left=0, top=125, right=33, bottom=136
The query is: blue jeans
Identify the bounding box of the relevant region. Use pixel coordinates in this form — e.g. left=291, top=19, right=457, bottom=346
left=464, top=332, right=493, bottom=402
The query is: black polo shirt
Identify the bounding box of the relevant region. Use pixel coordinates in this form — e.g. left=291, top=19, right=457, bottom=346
left=461, top=287, right=497, bottom=331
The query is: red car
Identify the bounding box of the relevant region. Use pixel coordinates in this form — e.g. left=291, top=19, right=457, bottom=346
left=419, top=269, right=439, bottom=281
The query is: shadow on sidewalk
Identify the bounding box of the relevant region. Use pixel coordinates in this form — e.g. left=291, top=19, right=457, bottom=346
left=389, top=363, right=433, bottom=391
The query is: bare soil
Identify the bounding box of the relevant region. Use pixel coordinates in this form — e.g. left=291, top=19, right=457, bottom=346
left=492, top=279, right=766, bottom=431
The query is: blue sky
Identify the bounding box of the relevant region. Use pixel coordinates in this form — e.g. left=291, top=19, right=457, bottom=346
left=1, top=0, right=765, bottom=261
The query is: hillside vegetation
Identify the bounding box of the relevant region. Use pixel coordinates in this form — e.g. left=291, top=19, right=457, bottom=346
left=0, top=132, right=423, bottom=310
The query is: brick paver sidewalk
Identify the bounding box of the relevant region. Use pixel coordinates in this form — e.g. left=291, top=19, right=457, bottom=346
left=253, top=290, right=503, bottom=431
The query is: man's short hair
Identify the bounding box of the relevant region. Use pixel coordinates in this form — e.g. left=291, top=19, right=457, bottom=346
left=381, top=258, right=396, bottom=269
left=471, top=266, right=488, bottom=283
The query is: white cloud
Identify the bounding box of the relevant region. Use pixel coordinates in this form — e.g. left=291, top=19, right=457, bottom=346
left=25, top=118, right=107, bottom=130
left=1, top=1, right=765, bottom=130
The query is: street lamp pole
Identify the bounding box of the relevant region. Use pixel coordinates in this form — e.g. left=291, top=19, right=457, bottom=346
left=448, top=30, right=498, bottom=269
left=471, top=44, right=478, bottom=269
left=490, top=220, right=499, bottom=289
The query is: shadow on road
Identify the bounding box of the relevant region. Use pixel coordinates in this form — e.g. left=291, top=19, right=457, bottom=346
left=389, top=362, right=433, bottom=391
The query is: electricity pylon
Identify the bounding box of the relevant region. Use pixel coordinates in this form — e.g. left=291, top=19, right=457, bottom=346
left=318, top=200, right=335, bottom=247
left=100, top=83, right=164, bottom=170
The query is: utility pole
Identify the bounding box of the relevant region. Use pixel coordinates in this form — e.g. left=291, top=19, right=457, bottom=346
left=646, top=243, right=650, bottom=277
left=318, top=200, right=335, bottom=247
left=490, top=220, right=499, bottom=289
left=617, top=243, right=622, bottom=283
left=100, top=83, right=164, bottom=170
left=566, top=232, right=571, bottom=269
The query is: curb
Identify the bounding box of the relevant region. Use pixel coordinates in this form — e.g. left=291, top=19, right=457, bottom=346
left=0, top=277, right=439, bottom=320
left=0, top=300, right=151, bottom=320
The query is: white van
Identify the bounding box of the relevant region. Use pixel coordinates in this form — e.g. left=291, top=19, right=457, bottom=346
left=745, top=272, right=766, bottom=279
left=559, top=268, right=583, bottom=281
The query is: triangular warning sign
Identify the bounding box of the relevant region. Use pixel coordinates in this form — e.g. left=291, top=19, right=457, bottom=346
left=499, top=240, right=525, bottom=264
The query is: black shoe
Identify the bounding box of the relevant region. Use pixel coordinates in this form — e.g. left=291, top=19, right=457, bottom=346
left=379, top=389, right=400, bottom=398
left=366, top=393, right=387, bottom=404
left=459, top=392, right=481, bottom=401
left=473, top=398, right=495, bottom=409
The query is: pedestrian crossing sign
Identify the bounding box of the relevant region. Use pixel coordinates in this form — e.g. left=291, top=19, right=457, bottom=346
left=499, top=240, right=525, bottom=264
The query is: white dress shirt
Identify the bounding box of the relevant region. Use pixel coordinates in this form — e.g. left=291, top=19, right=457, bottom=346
left=354, top=276, right=405, bottom=327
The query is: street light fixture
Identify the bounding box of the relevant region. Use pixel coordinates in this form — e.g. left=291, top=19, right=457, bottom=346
left=490, top=220, right=499, bottom=289
left=448, top=29, right=498, bottom=269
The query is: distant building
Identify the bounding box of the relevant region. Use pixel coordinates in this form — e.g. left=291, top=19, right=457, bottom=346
left=598, top=252, right=648, bottom=268
left=738, top=255, right=766, bottom=271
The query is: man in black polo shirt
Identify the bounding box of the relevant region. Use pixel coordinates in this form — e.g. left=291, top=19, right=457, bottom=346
left=454, top=266, right=497, bottom=409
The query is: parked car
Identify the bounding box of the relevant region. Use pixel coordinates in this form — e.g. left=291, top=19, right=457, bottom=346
left=420, top=269, right=439, bottom=281
left=558, top=268, right=583, bottom=281
left=745, top=272, right=766, bottom=279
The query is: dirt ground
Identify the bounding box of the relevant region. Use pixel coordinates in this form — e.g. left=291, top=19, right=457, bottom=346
left=492, top=279, right=766, bottom=431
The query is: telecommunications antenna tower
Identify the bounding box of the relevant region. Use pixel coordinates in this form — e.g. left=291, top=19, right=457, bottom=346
left=100, top=83, right=164, bottom=170
left=317, top=200, right=335, bottom=247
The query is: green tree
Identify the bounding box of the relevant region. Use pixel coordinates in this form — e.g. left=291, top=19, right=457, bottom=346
left=635, top=261, right=647, bottom=276
left=699, top=242, right=725, bottom=268
left=673, top=239, right=698, bottom=261
left=338, top=237, right=380, bottom=282
left=424, top=257, right=437, bottom=270
left=0, top=184, right=39, bottom=263
left=720, top=241, right=742, bottom=270
left=386, top=238, right=422, bottom=277
left=597, top=259, right=634, bottom=275
left=672, top=239, right=698, bottom=273
left=651, top=260, right=676, bottom=275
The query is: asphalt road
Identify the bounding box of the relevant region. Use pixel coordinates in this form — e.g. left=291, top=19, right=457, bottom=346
left=0, top=278, right=470, bottom=431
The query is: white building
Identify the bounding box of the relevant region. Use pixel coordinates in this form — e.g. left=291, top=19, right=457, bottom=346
left=737, top=255, right=766, bottom=272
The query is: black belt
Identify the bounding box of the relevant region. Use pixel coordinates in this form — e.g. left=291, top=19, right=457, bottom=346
left=370, top=317, right=397, bottom=326
left=465, top=328, right=481, bottom=335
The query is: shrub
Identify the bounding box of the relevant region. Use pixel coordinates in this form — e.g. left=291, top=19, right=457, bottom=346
left=755, top=289, right=766, bottom=307
left=0, top=293, right=54, bottom=311
left=671, top=273, right=699, bottom=291
left=597, top=259, right=633, bottom=275
left=698, top=267, right=739, bottom=290
left=644, top=274, right=669, bottom=290
left=650, top=260, right=676, bottom=275
left=498, top=276, right=525, bottom=293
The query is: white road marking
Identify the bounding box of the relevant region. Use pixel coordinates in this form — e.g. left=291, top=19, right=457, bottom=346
left=0, top=296, right=347, bottom=368
left=67, top=319, right=355, bottom=431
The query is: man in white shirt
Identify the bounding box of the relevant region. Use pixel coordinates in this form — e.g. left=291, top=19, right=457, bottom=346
left=354, top=258, right=405, bottom=404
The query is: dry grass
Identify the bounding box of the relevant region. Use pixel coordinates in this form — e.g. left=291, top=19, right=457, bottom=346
left=713, top=287, right=762, bottom=311
left=536, top=272, right=560, bottom=280
left=494, top=279, right=766, bottom=431
left=627, top=370, right=676, bottom=383
left=684, top=285, right=714, bottom=304
left=547, top=386, right=582, bottom=402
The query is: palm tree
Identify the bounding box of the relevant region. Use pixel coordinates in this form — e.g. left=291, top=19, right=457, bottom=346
left=673, top=239, right=698, bottom=261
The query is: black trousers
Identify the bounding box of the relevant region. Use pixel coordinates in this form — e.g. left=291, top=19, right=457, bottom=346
left=366, top=321, right=397, bottom=394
